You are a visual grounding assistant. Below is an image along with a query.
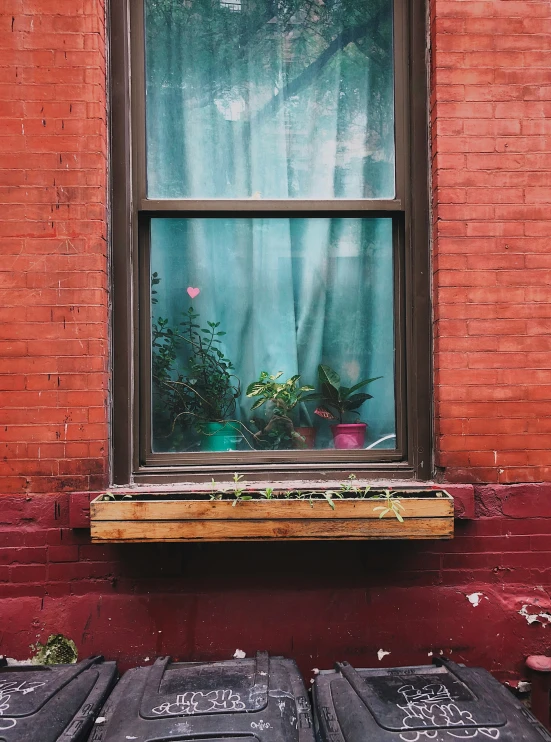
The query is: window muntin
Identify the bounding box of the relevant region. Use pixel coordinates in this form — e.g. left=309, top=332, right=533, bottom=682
left=150, top=217, right=396, bottom=454
left=144, top=0, right=395, bottom=199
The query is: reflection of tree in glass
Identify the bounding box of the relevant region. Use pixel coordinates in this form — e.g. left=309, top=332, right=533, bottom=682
left=145, top=0, right=394, bottom=198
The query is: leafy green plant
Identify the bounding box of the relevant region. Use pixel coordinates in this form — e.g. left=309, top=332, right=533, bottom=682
left=166, top=472, right=408, bottom=519
left=338, top=473, right=371, bottom=498
left=151, top=284, right=241, bottom=439
left=246, top=371, right=315, bottom=449
left=307, top=364, right=382, bottom=424
left=225, top=473, right=251, bottom=506
left=247, top=371, right=315, bottom=414
left=372, top=489, right=405, bottom=522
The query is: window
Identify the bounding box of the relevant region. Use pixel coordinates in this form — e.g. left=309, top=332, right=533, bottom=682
left=111, top=0, right=430, bottom=483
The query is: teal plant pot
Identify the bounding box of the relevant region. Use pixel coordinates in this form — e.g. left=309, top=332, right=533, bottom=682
left=201, top=422, right=241, bottom=452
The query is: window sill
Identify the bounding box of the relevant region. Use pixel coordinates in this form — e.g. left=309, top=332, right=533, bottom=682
left=83, top=484, right=455, bottom=543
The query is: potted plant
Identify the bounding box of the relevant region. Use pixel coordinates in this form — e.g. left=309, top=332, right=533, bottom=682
left=152, top=300, right=242, bottom=452
left=246, top=372, right=316, bottom=449
left=307, top=364, right=382, bottom=449
left=295, top=402, right=317, bottom=449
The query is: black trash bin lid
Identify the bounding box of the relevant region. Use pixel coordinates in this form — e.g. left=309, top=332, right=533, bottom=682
left=88, top=651, right=314, bottom=742
left=313, top=658, right=551, bottom=742
left=0, top=656, right=117, bottom=742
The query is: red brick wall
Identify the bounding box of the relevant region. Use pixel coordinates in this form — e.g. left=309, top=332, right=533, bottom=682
left=0, top=0, right=109, bottom=495
left=432, top=0, right=551, bottom=484
left=1, top=0, right=551, bottom=682
left=1, top=0, right=550, bottom=494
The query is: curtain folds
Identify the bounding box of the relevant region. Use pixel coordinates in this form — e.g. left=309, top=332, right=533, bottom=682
left=146, top=0, right=397, bottom=451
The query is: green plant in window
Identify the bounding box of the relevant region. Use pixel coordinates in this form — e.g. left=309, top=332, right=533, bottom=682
left=179, top=306, right=241, bottom=427
left=151, top=279, right=242, bottom=447
left=307, top=364, right=382, bottom=424
left=246, top=371, right=315, bottom=449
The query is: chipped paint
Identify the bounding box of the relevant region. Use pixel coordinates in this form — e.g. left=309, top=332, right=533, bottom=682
left=467, top=592, right=484, bottom=607
left=519, top=604, right=551, bottom=625
left=377, top=649, right=391, bottom=661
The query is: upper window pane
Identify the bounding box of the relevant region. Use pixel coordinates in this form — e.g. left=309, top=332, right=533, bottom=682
left=144, top=0, right=395, bottom=199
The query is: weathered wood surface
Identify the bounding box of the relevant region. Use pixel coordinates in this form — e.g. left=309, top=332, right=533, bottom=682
left=91, top=497, right=452, bottom=520
left=90, top=495, right=454, bottom=542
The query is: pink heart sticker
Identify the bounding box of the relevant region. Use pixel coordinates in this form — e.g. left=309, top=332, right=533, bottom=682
left=187, top=287, right=200, bottom=299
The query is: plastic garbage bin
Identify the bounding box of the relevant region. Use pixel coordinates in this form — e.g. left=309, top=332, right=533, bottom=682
left=0, top=656, right=117, bottom=741
left=313, top=657, right=551, bottom=741
left=88, top=651, right=314, bottom=742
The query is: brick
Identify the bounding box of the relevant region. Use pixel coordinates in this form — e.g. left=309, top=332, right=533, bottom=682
left=10, top=565, right=47, bottom=583
left=48, top=545, right=79, bottom=562
left=0, top=547, right=46, bottom=565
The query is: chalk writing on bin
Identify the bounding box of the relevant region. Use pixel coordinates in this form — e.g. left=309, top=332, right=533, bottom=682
left=152, top=689, right=246, bottom=716
left=0, top=679, right=46, bottom=731
left=396, top=683, right=500, bottom=741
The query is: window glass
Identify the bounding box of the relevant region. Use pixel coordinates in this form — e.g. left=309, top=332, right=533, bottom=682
left=144, top=0, right=395, bottom=199
left=150, top=217, right=396, bottom=453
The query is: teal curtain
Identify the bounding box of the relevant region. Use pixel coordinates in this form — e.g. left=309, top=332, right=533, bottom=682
left=145, top=0, right=397, bottom=451
left=151, top=218, right=395, bottom=450
left=145, top=0, right=395, bottom=199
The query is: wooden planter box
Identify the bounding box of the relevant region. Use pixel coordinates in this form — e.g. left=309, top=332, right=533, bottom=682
left=90, top=489, right=454, bottom=542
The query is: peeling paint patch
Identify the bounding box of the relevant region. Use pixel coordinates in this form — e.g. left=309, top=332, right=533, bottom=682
left=519, top=604, right=551, bottom=625
left=467, top=592, right=484, bottom=607
left=377, top=649, right=391, bottom=661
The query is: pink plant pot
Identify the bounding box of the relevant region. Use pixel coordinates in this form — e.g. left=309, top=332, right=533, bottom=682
left=331, top=423, right=367, bottom=450
left=295, top=426, right=316, bottom=449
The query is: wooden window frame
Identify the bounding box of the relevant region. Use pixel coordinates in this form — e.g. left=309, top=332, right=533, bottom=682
left=110, top=0, right=431, bottom=485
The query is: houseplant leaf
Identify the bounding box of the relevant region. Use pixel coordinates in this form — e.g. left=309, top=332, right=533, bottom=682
left=347, top=376, right=383, bottom=395
left=342, top=392, right=373, bottom=411
left=246, top=382, right=266, bottom=396
left=314, top=406, right=335, bottom=419
left=318, top=364, right=340, bottom=389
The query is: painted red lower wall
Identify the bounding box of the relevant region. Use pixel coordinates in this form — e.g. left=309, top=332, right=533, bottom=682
left=2, top=0, right=551, bottom=681
left=1, top=486, right=551, bottom=680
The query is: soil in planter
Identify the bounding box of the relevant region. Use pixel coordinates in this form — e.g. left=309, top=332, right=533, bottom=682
left=100, top=487, right=449, bottom=503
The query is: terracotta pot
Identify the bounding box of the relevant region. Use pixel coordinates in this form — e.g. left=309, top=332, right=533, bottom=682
left=295, top=426, right=316, bottom=449
left=330, top=423, right=367, bottom=450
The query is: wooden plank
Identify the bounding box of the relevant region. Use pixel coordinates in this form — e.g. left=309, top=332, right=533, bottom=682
left=90, top=497, right=453, bottom=522
left=91, top=516, right=453, bottom=542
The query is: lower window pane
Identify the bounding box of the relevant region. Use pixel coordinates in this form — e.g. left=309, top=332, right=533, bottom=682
left=150, top=217, right=396, bottom=454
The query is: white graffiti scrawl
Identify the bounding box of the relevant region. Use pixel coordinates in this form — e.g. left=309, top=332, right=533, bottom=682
left=0, top=679, right=47, bottom=731
left=152, top=689, right=246, bottom=716
left=396, top=683, right=500, bottom=741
